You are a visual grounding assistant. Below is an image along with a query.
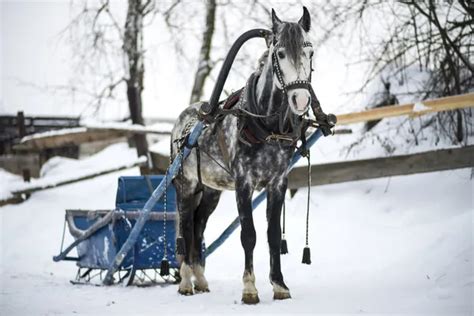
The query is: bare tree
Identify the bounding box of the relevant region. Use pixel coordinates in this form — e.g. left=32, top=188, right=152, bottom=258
left=320, top=0, right=473, bottom=146
left=124, top=0, right=154, bottom=174
left=63, top=0, right=155, bottom=174
left=189, top=0, right=217, bottom=104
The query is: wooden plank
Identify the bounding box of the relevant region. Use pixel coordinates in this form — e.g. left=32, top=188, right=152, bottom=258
left=149, top=151, right=169, bottom=174
left=14, top=126, right=171, bottom=151
left=11, top=157, right=147, bottom=196
left=14, top=129, right=127, bottom=151
left=287, top=146, right=474, bottom=189
left=0, top=195, right=29, bottom=207
left=0, top=154, right=41, bottom=177
left=336, top=93, right=474, bottom=125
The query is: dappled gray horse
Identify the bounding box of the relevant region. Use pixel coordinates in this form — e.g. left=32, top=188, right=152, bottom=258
left=171, top=7, right=326, bottom=304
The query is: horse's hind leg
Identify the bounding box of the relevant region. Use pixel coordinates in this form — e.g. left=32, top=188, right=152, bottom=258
left=175, top=177, right=200, bottom=296
left=236, top=180, right=259, bottom=304
left=192, top=187, right=221, bottom=292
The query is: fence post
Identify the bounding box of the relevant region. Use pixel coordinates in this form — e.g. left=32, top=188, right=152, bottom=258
left=17, top=111, right=26, bottom=138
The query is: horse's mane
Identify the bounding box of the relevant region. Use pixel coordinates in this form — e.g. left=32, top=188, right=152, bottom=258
left=256, top=50, right=269, bottom=74
left=277, top=23, right=304, bottom=67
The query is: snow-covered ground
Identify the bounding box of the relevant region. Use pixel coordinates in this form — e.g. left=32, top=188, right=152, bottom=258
left=0, top=142, right=472, bottom=315
left=1, top=2, right=472, bottom=315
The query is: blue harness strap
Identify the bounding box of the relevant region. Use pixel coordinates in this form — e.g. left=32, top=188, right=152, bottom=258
left=102, top=121, right=205, bottom=285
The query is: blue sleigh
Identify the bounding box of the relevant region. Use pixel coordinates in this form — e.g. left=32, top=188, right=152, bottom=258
left=57, top=176, right=182, bottom=285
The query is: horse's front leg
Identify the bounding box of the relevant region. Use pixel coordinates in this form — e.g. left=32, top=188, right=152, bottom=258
left=267, top=178, right=291, bottom=300
left=235, top=179, right=259, bottom=304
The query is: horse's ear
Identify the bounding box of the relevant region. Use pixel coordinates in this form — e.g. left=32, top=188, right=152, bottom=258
left=298, top=6, right=311, bottom=32
left=271, top=8, right=282, bottom=34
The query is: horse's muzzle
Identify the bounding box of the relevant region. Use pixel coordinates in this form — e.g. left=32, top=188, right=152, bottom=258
left=289, top=89, right=311, bottom=115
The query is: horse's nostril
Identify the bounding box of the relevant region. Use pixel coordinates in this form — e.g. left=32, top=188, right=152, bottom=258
left=292, top=94, right=297, bottom=106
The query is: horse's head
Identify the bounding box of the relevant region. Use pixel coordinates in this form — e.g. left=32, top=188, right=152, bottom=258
left=270, top=7, right=313, bottom=116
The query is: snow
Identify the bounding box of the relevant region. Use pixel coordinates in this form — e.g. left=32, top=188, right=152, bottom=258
left=413, top=102, right=431, bottom=113
left=1, top=143, right=472, bottom=315
left=2, top=2, right=473, bottom=315
left=1, top=143, right=145, bottom=198
left=20, top=127, right=88, bottom=143
left=19, top=122, right=173, bottom=144
left=0, top=169, right=22, bottom=201
left=83, top=121, right=174, bottom=135
left=149, top=135, right=171, bottom=156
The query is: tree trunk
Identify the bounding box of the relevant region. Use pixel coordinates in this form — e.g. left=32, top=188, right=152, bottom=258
left=189, top=0, right=217, bottom=104
left=124, top=0, right=150, bottom=174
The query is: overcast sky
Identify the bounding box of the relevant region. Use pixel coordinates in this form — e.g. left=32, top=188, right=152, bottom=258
left=2, top=1, right=76, bottom=116
left=1, top=1, right=365, bottom=122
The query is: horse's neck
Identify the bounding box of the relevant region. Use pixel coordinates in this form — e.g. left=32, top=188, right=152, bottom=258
left=255, top=61, right=284, bottom=118
left=254, top=60, right=303, bottom=136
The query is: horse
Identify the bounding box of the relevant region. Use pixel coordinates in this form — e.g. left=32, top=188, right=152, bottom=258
left=171, top=7, right=324, bottom=304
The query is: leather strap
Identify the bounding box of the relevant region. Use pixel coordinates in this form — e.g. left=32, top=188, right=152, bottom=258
left=217, top=127, right=231, bottom=168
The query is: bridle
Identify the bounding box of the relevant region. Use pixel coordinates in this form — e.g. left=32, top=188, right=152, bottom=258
left=216, top=36, right=320, bottom=146
left=271, top=39, right=313, bottom=96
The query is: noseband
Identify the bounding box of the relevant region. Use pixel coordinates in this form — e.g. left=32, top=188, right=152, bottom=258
left=271, top=40, right=313, bottom=95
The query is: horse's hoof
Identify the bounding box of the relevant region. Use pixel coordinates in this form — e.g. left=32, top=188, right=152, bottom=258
left=242, top=293, right=260, bottom=304
left=273, top=291, right=291, bottom=300
left=194, top=286, right=210, bottom=293
left=178, top=287, right=194, bottom=296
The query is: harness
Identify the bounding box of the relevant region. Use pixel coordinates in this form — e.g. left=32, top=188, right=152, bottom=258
left=218, top=39, right=323, bottom=147
left=171, top=29, right=336, bottom=268
left=176, top=36, right=335, bottom=186
left=236, top=72, right=306, bottom=146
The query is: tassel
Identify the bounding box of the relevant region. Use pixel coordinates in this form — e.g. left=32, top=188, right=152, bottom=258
left=280, top=237, right=288, bottom=254
left=301, top=153, right=312, bottom=265
left=302, top=246, right=311, bottom=265
left=176, top=236, right=186, bottom=255
left=160, top=258, right=170, bottom=276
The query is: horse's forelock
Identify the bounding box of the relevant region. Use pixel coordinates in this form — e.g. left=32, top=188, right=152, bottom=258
left=277, top=23, right=304, bottom=67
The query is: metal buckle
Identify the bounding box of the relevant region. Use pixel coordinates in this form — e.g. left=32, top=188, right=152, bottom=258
left=265, top=133, right=294, bottom=143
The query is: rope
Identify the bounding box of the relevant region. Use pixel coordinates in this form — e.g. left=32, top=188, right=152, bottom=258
left=162, top=159, right=170, bottom=260
left=305, top=150, right=311, bottom=246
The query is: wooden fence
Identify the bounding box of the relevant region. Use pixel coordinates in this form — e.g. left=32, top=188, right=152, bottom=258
left=286, top=93, right=474, bottom=188
left=336, top=93, right=473, bottom=125
left=288, top=146, right=474, bottom=189
left=2, top=93, right=473, bottom=205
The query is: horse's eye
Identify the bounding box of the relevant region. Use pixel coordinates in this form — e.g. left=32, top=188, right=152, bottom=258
left=277, top=51, right=285, bottom=59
